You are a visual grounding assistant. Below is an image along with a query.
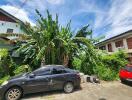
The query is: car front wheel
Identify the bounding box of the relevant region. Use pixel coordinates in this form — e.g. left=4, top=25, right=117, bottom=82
left=64, top=82, right=74, bottom=93
left=5, top=87, right=22, bottom=100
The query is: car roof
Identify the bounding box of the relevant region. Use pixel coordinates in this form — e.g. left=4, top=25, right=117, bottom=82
left=41, top=65, right=65, bottom=69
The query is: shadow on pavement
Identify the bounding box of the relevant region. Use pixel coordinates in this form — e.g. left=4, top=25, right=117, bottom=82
left=99, top=98, right=107, bottom=100
left=122, top=81, right=132, bottom=87
left=23, top=87, right=82, bottom=99
left=23, top=90, right=63, bottom=99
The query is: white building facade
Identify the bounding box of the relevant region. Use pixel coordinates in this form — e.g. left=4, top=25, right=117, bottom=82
left=96, top=30, right=132, bottom=63
left=0, top=21, right=24, bottom=34
left=0, top=8, right=26, bottom=50
left=0, top=8, right=25, bottom=35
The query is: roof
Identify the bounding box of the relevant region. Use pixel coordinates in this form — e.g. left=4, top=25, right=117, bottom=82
left=0, top=8, right=24, bottom=24
left=96, top=30, right=132, bottom=46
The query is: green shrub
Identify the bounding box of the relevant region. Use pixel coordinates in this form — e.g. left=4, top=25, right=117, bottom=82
left=79, top=49, right=101, bottom=75
left=0, top=76, right=10, bottom=85
left=14, top=65, right=31, bottom=75
left=95, top=50, right=128, bottom=81
left=0, top=49, right=33, bottom=80
left=95, top=65, right=118, bottom=81
left=72, top=57, right=82, bottom=70
left=101, top=50, right=128, bottom=72
left=0, top=49, right=14, bottom=77
left=74, top=50, right=128, bottom=81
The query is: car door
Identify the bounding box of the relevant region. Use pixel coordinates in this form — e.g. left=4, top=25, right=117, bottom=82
left=50, top=68, right=68, bottom=90
left=23, top=68, right=52, bottom=94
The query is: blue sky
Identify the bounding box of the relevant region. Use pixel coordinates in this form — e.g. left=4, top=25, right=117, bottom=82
left=0, top=0, right=132, bottom=39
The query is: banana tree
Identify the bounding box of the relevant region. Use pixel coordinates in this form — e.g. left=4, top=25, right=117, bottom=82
left=17, top=10, right=95, bottom=69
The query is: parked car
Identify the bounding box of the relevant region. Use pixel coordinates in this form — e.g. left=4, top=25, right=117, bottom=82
left=119, top=66, right=132, bottom=83
left=0, top=65, right=81, bottom=100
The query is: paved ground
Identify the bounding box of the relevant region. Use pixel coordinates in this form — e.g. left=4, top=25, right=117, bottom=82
left=22, top=81, right=132, bottom=100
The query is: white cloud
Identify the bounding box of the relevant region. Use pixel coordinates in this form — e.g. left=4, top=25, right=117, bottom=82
left=1, top=0, right=132, bottom=39
left=105, top=25, right=132, bottom=39
left=93, top=0, right=132, bottom=39
left=104, top=0, right=132, bottom=39
left=0, top=5, right=35, bottom=26
left=46, top=0, right=64, bottom=5
left=79, top=0, right=132, bottom=39
left=23, top=0, right=47, bottom=12
left=75, top=0, right=107, bottom=29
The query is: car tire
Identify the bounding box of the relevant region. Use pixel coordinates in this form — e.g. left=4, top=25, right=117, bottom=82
left=5, top=87, right=22, bottom=100
left=63, top=82, right=74, bottom=93
left=120, top=78, right=125, bottom=83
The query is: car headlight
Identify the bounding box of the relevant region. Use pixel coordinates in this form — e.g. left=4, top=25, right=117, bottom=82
left=1, top=81, right=8, bottom=86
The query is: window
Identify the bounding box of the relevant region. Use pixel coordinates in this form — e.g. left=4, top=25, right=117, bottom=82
left=127, top=37, right=132, bottom=49
left=115, top=40, right=123, bottom=48
left=107, top=43, right=113, bottom=52
left=33, top=67, right=51, bottom=76
left=7, top=28, right=13, bottom=33
left=52, top=68, right=67, bottom=74
left=99, top=46, right=106, bottom=50
left=124, top=67, right=132, bottom=72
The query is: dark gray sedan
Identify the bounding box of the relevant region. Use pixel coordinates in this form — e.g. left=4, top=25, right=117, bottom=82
left=0, top=65, right=81, bottom=100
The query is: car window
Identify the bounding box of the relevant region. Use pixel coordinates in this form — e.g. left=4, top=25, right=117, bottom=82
left=125, top=67, right=132, bottom=72
left=33, top=67, right=51, bottom=76
left=52, top=68, right=67, bottom=74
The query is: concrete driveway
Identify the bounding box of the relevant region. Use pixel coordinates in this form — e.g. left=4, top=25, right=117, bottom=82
left=22, top=81, right=132, bottom=100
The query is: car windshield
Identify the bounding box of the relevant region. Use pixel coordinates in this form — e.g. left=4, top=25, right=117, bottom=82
left=124, top=67, right=132, bottom=72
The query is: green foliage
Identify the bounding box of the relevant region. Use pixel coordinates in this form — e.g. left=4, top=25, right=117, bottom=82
left=95, top=50, right=128, bottom=81
left=72, top=57, right=82, bottom=70
left=0, top=64, right=31, bottom=85
left=0, top=48, right=8, bottom=56
left=0, top=75, right=10, bottom=85
left=18, top=10, right=93, bottom=69
left=101, top=50, right=128, bottom=72
left=14, top=65, right=31, bottom=75
left=0, top=10, right=126, bottom=82
left=95, top=50, right=127, bottom=81
left=95, top=65, right=118, bottom=81
left=80, top=48, right=101, bottom=75
left=73, top=50, right=128, bottom=81
left=0, top=49, right=15, bottom=77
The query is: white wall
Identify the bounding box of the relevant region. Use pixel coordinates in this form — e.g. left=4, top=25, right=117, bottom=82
left=0, top=21, right=24, bottom=34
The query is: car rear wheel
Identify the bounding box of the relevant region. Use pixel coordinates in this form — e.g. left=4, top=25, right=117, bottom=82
left=5, top=87, right=22, bottom=100
left=64, top=82, right=74, bottom=93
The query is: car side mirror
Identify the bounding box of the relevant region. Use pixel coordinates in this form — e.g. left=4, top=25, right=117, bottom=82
left=29, top=73, right=35, bottom=78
